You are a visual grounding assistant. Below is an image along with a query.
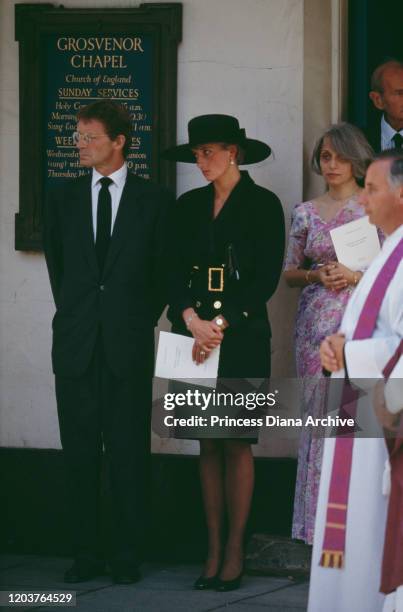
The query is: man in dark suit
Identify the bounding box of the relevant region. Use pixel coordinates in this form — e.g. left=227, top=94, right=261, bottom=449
left=43, top=100, right=173, bottom=584
left=366, top=60, right=403, bottom=152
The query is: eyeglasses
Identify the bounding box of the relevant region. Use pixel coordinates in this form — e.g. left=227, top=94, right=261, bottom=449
left=72, top=131, right=107, bottom=145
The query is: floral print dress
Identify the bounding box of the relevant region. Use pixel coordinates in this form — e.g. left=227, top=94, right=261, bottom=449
left=284, top=196, right=366, bottom=544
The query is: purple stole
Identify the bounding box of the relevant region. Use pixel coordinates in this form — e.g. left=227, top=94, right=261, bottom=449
left=320, top=238, right=403, bottom=569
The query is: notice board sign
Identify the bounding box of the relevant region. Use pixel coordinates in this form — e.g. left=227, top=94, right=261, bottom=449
left=15, top=3, right=182, bottom=251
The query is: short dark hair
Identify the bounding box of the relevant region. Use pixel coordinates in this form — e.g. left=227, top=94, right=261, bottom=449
left=77, top=100, right=132, bottom=158
left=311, top=122, right=374, bottom=181
left=374, top=149, right=403, bottom=188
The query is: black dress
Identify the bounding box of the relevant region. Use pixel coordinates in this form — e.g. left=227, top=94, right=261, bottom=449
left=167, top=171, right=285, bottom=438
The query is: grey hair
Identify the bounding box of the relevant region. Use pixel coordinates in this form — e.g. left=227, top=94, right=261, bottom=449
left=390, top=159, right=403, bottom=188
left=375, top=149, right=403, bottom=189
left=371, top=60, right=403, bottom=93
left=311, top=122, right=374, bottom=181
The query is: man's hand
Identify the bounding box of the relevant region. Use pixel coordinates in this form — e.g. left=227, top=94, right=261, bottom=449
left=320, top=333, right=346, bottom=372
left=373, top=379, right=400, bottom=432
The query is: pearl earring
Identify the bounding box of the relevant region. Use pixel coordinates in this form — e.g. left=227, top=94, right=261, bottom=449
left=230, top=159, right=235, bottom=166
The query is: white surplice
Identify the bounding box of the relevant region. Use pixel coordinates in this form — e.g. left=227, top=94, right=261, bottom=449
left=308, top=225, right=403, bottom=612
left=383, top=353, right=403, bottom=612
left=384, top=355, right=403, bottom=415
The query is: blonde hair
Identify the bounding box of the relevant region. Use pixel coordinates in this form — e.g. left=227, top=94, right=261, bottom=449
left=222, top=143, right=245, bottom=165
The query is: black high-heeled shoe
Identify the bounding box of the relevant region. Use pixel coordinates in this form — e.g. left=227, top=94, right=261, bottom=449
left=193, top=574, right=220, bottom=590
left=216, top=570, right=243, bottom=592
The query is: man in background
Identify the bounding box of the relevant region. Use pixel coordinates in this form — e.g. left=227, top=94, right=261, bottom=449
left=366, top=60, right=403, bottom=152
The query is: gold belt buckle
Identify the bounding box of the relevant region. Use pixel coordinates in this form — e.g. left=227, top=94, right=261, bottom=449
left=208, top=267, right=224, bottom=292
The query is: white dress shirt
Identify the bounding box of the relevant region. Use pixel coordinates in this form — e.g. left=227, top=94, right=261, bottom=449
left=381, top=115, right=403, bottom=151
left=91, top=163, right=128, bottom=240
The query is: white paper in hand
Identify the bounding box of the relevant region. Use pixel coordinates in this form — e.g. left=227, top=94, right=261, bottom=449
left=155, top=331, right=220, bottom=387
left=330, top=215, right=380, bottom=271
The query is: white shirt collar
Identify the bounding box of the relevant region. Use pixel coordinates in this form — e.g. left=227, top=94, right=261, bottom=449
left=383, top=223, right=403, bottom=245
left=92, top=162, right=127, bottom=189
left=381, top=115, right=403, bottom=143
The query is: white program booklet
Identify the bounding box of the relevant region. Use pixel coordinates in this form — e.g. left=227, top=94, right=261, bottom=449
left=330, top=215, right=381, bottom=271
left=155, top=331, right=220, bottom=387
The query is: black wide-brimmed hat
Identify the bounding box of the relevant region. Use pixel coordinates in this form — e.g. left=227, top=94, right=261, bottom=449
left=162, top=114, right=271, bottom=164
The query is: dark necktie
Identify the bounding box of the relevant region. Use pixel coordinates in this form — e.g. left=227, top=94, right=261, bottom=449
left=392, top=133, right=403, bottom=149
left=95, top=177, right=113, bottom=272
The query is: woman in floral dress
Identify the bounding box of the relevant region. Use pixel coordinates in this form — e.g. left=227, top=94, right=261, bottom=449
left=283, top=123, right=375, bottom=544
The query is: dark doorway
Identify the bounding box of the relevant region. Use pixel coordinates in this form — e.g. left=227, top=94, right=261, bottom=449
left=347, top=0, right=402, bottom=128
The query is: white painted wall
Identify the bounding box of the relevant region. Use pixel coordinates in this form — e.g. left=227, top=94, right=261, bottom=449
left=0, top=0, right=304, bottom=455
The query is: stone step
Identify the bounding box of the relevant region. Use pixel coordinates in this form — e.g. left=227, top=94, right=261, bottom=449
left=246, top=533, right=312, bottom=578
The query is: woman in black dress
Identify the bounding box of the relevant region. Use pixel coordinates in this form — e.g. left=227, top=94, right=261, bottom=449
left=163, top=114, right=285, bottom=591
